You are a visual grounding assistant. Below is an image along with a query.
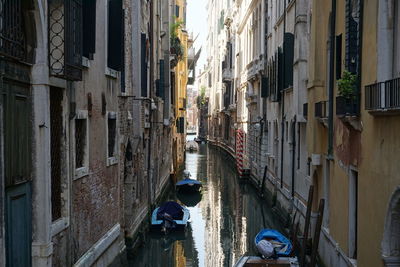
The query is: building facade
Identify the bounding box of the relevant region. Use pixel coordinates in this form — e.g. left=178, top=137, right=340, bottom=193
left=0, top=0, right=175, bottom=266
left=171, top=0, right=189, bottom=176
left=204, top=0, right=400, bottom=266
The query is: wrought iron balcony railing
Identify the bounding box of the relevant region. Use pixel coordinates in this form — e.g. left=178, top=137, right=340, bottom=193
left=365, top=77, right=400, bottom=113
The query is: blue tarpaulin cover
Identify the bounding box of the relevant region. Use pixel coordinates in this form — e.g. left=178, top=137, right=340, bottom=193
left=176, top=178, right=202, bottom=186
left=255, top=229, right=293, bottom=257
left=157, top=201, right=184, bottom=220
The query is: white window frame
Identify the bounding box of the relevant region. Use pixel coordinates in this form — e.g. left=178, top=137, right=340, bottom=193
left=106, top=111, right=118, bottom=166
left=74, top=110, right=89, bottom=180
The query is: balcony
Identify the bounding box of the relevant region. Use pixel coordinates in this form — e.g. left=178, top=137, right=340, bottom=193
left=222, top=68, right=232, bottom=82
left=315, top=101, right=328, bottom=127
left=365, top=77, right=400, bottom=115
left=336, top=96, right=359, bottom=117
left=315, top=101, right=328, bottom=118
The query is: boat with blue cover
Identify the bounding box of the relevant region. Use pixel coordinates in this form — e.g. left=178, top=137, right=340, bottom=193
left=151, top=201, right=190, bottom=232
left=176, top=178, right=202, bottom=192
left=254, top=229, right=293, bottom=257
left=176, top=170, right=202, bottom=192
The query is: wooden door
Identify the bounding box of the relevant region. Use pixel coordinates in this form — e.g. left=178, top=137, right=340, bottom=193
left=1, top=79, right=32, bottom=267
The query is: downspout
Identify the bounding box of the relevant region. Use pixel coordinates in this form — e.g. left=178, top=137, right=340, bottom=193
left=280, top=0, right=287, bottom=188
left=147, top=0, right=154, bottom=208
left=357, top=0, right=364, bottom=114
left=291, top=117, right=296, bottom=197
left=328, top=0, right=337, bottom=157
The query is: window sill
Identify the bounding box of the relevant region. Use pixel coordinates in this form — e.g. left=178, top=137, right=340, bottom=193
left=105, top=67, right=118, bottom=79
left=107, top=157, right=118, bottom=166
left=51, top=217, right=69, bottom=237
left=74, top=166, right=89, bottom=180
left=82, top=57, right=91, bottom=68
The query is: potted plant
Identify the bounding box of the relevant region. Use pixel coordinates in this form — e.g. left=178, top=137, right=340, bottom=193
left=336, top=70, right=359, bottom=116
left=170, top=19, right=185, bottom=67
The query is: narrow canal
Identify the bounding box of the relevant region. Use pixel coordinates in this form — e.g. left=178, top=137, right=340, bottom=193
left=119, top=142, right=284, bottom=266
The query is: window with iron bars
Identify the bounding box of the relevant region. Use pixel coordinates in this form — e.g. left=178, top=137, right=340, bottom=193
left=49, top=0, right=83, bottom=81
left=0, top=0, right=33, bottom=62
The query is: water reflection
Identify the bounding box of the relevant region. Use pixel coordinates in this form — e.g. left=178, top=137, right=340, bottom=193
left=126, top=144, right=283, bottom=267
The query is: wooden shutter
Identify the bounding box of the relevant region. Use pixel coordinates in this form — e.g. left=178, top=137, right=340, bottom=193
left=141, top=33, right=148, bottom=97
left=157, top=59, right=165, bottom=99
left=107, top=0, right=123, bottom=70
left=83, top=0, right=96, bottom=59
left=278, top=48, right=284, bottom=93
left=283, top=33, right=294, bottom=89
left=261, top=76, right=269, bottom=98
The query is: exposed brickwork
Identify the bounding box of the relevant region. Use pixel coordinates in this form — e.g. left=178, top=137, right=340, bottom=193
left=72, top=160, right=119, bottom=260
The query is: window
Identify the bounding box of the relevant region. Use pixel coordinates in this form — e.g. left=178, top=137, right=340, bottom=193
left=75, top=111, right=89, bottom=179
left=107, top=0, right=123, bottom=71
left=49, top=0, right=83, bottom=80
left=141, top=33, right=148, bottom=97
left=175, top=5, right=180, bottom=17
left=83, top=0, right=96, bottom=59
left=75, top=119, right=87, bottom=168
left=107, top=112, right=118, bottom=165
left=50, top=89, right=63, bottom=221
left=345, top=0, right=360, bottom=74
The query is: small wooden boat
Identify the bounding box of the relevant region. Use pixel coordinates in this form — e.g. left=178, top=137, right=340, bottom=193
left=234, top=256, right=299, bottom=267
left=151, top=201, right=190, bottom=232
left=176, top=178, right=202, bottom=192
left=255, top=229, right=293, bottom=257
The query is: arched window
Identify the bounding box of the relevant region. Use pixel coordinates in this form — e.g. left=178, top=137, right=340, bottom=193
left=382, top=186, right=400, bottom=266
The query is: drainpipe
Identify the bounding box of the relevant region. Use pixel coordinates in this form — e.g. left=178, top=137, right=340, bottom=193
left=280, top=0, right=287, bottom=188
left=291, top=117, right=296, bottom=197
left=328, top=0, right=337, bottom=157
left=357, top=0, right=364, bottom=114
left=148, top=0, right=155, bottom=208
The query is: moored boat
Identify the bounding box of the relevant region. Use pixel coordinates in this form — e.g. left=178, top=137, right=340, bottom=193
left=151, top=201, right=190, bottom=233
left=176, top=178, right=202, bottom=192
left=234, top=256, right=299, bottom=267
left=185, top=140, right=199, bottom=151
left=255, top=229, right=293, bottom=257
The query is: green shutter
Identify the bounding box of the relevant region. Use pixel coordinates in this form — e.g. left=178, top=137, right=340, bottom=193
left=283, top=33, right=294, bottom=89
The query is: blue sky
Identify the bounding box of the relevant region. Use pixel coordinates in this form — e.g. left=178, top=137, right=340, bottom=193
left=187, top=0, right=207, bottom=75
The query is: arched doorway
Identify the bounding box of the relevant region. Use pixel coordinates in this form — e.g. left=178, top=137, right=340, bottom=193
left=382, top=186, right=400, bottom=266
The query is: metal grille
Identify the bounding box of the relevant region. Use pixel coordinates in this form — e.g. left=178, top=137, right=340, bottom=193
left=75, top=118, right=86, bottom=168
left=108, top=118, right=116, bottom=157
left=50, top=89, right=63, bottom=221
left=365, top=78, right=400, bottom=111
left=49, top=0, right=82, bottom=81
left=0, top=0, right=27, bottom=60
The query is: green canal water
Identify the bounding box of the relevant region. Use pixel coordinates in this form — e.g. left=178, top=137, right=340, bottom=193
left=114, top=143, right=284, bottom=267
